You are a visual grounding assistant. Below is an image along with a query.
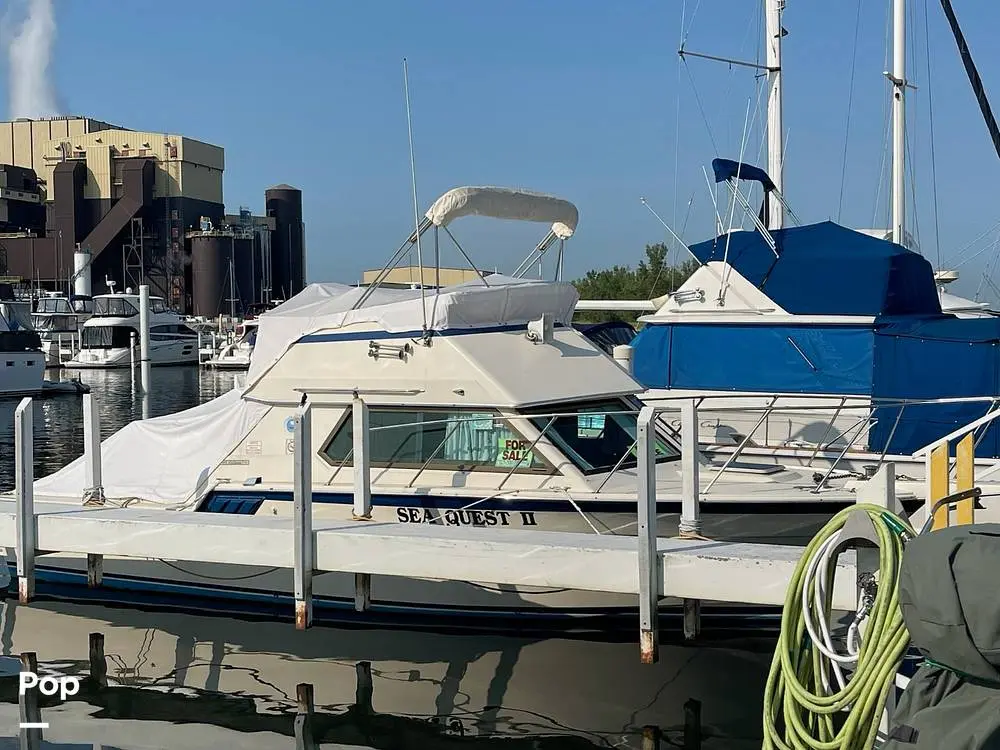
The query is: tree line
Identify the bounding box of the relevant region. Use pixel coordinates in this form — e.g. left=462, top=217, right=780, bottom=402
left=572, top=243, right=699, bottom=324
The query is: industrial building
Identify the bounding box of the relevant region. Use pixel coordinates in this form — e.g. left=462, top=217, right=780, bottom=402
left=0, top=116, right=306, bottom=316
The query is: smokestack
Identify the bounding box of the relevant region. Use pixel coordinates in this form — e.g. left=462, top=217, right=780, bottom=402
left=4, top=0, right=59, bottom=119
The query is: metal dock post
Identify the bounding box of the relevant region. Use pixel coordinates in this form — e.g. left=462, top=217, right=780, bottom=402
left=352, top=393, right=373, bottom=611
left=636, top=405, right=659, bottom=664
left=83, top=393, right=105, bottom=587
left=14, top=398, right=34, bottom=604
left=293, top=402, right=313, bottom=629
left=139, top=285, right=151, bottom=419
left=679, top=399, right=702, bottom=640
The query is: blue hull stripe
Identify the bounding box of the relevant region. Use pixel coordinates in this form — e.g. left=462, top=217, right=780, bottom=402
left=296, top=323, right=562, bottom=345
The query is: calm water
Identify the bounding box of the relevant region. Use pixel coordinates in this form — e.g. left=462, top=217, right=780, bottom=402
left=0, top=367, right=771, bottom=748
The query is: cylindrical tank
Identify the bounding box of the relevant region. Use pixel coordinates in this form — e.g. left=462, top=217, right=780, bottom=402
left=265, top=184, right=304, bottom=301
left=190, top=234, right=227, bottom=318
left=73, top=249, right=91, bottom=298
left=232, top=236, right=254, bottom=316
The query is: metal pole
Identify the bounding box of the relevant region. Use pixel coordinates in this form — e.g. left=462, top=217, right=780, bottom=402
left=636, top=405, right=659, bottom=664
left=679, top=400, right=701, bottom=536
left=14, top=398, right=34, bottom=604
left=139, top=285, right=150, bottom=419
left=352, top=394, right=372, bottom=611
left=891, top=0, right=906, bottom=245
left=293, top=402, right=313, bottom=629
left=765, top=0, right=784, bottom=229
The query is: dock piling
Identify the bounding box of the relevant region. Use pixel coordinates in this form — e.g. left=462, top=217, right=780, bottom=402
left=641, top=726, right=660, bottom=750
left=679, top=399, right=701, bottom=536
left=14, top=398, right=34, bottom=604
left=636, top=405, right=659, bottom=664
left=139, top=285, right=151, bottom=420
left=352, top=393, right=373, bottom=610
left=294, top=682, right=317, bottom=750
left=89, top=632, right=107, bottom=687
left=293, top=402, right=314, bottom=630
left=683, top=699, right=702, bottom=750
left=82, top=393, right=105, bottom=506
left=19, top=651, right=42, bottom=749
left=352, top=394, right=372, bottom=519
left=355, top=661, right=374, bottom=716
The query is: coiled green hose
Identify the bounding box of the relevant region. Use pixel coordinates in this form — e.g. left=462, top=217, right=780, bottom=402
left=762, top=503, right=914, bottom=750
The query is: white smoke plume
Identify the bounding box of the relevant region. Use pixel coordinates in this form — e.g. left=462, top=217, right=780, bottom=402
left=4, top=0, right=60, bottom=119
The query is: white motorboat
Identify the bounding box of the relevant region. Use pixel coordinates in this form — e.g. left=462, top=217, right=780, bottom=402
left=0, top=308, right=44, bottom=397
left=30, top=292, right=93, bottom=366
left=21, top=187, right=909, bottom=626
left=65, top=291, right=200, bottom=368
left=206, top=319, right=257, bottom=370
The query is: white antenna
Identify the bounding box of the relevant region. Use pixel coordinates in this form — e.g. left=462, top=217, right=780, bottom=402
left=403, top=57, right=428, bottom=333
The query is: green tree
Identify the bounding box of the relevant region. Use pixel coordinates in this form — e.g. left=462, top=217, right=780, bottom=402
left=572, top=243, right=699, bottom=324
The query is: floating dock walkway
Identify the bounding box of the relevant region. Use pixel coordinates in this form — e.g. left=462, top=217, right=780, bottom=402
left=4, top=395, right=868, bottom=664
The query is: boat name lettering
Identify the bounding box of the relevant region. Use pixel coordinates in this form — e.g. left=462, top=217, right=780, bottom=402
left=395, top=508, right=537, bottom=527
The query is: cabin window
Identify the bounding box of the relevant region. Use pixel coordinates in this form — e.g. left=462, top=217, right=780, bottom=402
left=320, top=408, right=553, bottom=473
left=93, top=298, right=139, bottom=317
left=150, top=299, right=168, bottom=313
left=523, top=399, right=679, bottom=475
left=81, top=326, right=135, bottom=349
left=150, top=324, right=198, bottom=340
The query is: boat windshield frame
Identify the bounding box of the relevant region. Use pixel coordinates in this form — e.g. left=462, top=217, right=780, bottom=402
left=519, top=396, right=680, bottom=476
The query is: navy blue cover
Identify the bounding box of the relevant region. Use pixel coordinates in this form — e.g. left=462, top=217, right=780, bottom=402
left=687, top=222, right=942, bottom=317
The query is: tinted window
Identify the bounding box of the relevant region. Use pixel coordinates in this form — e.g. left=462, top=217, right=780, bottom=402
left=322, top=409, right=550, bottom=473
left=81, top=326, right=135, bottom=348
left=524, top=399, right=678, bottom=475
left=93, top=298, right=138, bottom=317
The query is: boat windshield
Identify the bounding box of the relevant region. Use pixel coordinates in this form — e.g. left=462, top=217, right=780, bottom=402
left=93, top=298, right=139, bottom=317
left=522, top=398, right=679, bottom=475
left=35, top=298, right=72, bottom=314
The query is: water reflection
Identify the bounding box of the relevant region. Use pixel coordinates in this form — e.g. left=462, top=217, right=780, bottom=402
left=0, top=367, right=239, bottom=491
left=0, top=600, right=768, bottom=748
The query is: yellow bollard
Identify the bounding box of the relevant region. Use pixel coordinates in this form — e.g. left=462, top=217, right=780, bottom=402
left=955, top=433, right=976, bottom=526
left=929, top=442, right=950, bottom=531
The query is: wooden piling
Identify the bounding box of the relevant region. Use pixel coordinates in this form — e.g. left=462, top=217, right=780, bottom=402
left=355, top=661, right=374, bottom=717
left=683, top=699, right=702, bottom=750
left=294, top=682, right=317, bottom=750
left=89, top=633, right=107, bottom=688
left=19, top=651, right=42, bottom=749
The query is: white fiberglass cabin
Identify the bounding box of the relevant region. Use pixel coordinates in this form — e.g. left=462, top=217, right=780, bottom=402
left=66, top=291, right=199, bottom=368
left=31, top=293, right=93, bottom=366
left=23, top=187, right=900, bottom=625
left=0, top=304, right=44, bottom=397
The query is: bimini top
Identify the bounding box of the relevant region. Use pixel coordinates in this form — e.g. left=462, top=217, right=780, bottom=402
left=687, top=221, right=942, bottom=317
left=247, top=274, right=580, bottom=386
left=424, top=186, right=579, bottom=239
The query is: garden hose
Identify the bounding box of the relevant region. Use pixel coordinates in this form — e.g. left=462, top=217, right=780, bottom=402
left=762, top=503, right=914, bottom=750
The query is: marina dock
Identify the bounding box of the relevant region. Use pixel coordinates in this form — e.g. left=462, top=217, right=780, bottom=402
left=4, top=395, right=864, bottom=665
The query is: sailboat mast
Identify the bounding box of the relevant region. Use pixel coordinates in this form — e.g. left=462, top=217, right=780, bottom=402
left=765, top=0, right=784, bottom=230
left=891, top=0, right=906, bottom=246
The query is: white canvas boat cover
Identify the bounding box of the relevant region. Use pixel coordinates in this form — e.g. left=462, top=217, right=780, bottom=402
left=424, top=186, right=578, bottom=239
left=32, top=387, right=270, bottom=505
left=246, top=275, right=579, bottom=387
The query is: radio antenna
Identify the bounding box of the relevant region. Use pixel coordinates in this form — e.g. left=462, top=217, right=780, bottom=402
left=403, top=57, right=428, bottom=333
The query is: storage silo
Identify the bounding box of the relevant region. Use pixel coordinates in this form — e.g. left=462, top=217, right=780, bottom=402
left=233, top=235, right=255, bottom=316
left=265, top=184, right=304, bottom=301
left=190, top=233, right=227, bottom=317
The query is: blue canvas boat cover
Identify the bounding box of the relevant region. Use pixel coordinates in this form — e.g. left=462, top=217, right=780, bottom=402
left=687, top=222, right=942, bottom=317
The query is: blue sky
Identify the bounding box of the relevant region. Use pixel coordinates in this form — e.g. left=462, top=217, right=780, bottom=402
left=5, top=0, right=1000, bottom=298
